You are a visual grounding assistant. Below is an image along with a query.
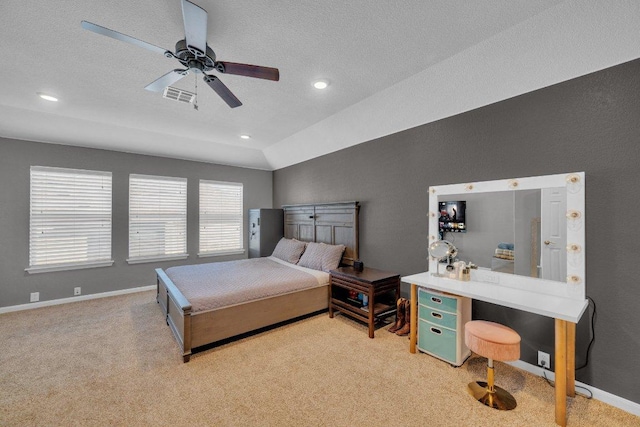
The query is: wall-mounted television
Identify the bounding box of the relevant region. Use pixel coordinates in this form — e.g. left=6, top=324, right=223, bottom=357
left=439, top=201, right=467, bottom=234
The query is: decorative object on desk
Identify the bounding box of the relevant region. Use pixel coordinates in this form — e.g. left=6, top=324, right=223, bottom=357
left=353, top=260, right=364, bottom=272
left=428, top=240, right=458, bottom=277
left=388, top=298, right=407, bottom=333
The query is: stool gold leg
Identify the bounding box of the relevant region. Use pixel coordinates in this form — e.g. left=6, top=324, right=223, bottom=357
left=487, top=361, right=495, bottom=392
left=468, top=358, right=517, bottom=410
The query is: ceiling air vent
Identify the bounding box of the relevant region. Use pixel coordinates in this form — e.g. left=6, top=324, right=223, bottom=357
left=163, top=86, right=195, bottom=104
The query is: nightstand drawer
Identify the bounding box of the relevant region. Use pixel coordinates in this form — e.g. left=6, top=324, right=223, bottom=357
left=418, top=304, right=457, bottom=330
left=418, top=319, right=457, bottom=364
left=418, top=288, right=458, bottom=313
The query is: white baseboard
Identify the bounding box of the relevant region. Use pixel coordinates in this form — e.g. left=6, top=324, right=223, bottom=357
left=0, top=285, right=156, bottom=314
left=506, top=360, right=640, bottom=417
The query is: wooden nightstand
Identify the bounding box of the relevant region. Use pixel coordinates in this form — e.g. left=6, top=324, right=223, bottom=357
left=329, top=266, right=401, bottom=338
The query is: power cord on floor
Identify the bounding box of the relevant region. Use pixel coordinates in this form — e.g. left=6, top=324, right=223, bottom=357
left=542, top=370, right=593, bottom=399
left=541, top=296, right=596, bottom=399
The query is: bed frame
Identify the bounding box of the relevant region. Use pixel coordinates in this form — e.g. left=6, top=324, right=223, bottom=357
left=156, top=201, right=359, bottom=362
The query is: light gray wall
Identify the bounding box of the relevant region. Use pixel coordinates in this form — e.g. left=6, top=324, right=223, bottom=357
left=0, top=138, right=272, bottom=307
left=273, top=58, right=640, bottom=404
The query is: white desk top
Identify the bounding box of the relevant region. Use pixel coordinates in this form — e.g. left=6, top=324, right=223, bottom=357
left=402, top=272, right=588, bottom=323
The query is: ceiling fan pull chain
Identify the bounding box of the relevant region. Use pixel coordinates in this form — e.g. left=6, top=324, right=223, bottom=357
left=193, top=74, right=198, bottom=111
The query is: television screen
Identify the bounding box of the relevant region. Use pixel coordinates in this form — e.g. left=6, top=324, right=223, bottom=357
left=439, top=201, right=466, bottom=234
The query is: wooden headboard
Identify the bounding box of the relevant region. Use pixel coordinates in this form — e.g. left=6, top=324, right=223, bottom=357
left=281, top=201, right=359, bottom=266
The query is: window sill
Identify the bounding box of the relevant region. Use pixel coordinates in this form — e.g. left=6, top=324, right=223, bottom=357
left=198, top=249, right=245, bottom=258
left=26, top=260, right=114, bottom=274
left=126, top=254, right=189, bottom=265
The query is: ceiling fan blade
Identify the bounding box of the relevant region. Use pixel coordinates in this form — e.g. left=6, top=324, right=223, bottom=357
left=203, top=75, right=242, bottom=108
left=216, top=62, right=280, bottom=81
left=81, top=21, right=170, bottom=56
left=181, top=0, right=208, bottom=55
left=145, top=69, right=189, bottom=92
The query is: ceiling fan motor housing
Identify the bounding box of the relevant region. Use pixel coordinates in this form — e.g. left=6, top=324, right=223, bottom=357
left=174, top=39, right=216, bottom=73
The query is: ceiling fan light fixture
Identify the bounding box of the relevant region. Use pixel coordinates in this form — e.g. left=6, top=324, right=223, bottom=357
left=37, top=92, right=58, bottom=102
left=313, top=80, right=329, bottom=90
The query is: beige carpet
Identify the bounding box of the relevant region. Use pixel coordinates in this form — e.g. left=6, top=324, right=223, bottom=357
left=1, top=290, right=637, bottom=427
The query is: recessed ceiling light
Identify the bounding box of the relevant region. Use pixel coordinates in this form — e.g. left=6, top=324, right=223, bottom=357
left=240, top=134, right=251, bottom=140
left=37, top=92, right=59, bottom=102
left=313, top=80, right=329, bottom=90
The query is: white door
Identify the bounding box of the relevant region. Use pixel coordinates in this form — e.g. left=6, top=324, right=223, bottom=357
left=541, top=187, right=566, bottom=281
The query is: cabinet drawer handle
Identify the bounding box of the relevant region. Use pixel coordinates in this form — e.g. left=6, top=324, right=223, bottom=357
left=431, top=312, right=442, bottom=319
left=431, top=297, right=442, bottom=304
left=430, top=327, right=442, bottom=335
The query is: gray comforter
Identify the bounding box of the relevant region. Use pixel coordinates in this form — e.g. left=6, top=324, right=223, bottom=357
left=165, top=257, right=327, bottom=313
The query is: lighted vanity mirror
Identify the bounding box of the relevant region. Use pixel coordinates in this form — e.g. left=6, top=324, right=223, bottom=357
left=428, top=172, right=585, bottom=300
left=428, top=240, right=458, bottom=277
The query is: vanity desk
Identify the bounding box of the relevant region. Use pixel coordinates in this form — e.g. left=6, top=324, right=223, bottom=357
left=405, top=272, right=588, bottom=426
left=409, top=172, right=588, bottom=427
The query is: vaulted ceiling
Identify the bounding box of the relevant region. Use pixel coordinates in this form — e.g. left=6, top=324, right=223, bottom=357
left=1, top=1, right=639, bottom=170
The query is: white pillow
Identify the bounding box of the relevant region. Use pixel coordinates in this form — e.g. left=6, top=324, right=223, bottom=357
left=296, top=242, right=324, bottom=270
left=298, top=242, right=346, bottom=272
left=271, top=238, right=307, bottom=264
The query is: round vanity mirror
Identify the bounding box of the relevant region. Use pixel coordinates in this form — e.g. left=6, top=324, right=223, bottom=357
left=429, top=240, right=457, bottom=277
left=429, top=240, right=457, bottom=259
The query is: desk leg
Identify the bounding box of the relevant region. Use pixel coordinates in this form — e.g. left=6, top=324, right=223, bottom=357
left=567, top=322, right=576, bottom=397
left=409, top=284, right=417, bottom=354
left=555, top=319, right=567, bottom=427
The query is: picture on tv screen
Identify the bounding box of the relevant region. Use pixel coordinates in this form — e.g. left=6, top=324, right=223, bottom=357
left=439, top=201, right=466, bottom=234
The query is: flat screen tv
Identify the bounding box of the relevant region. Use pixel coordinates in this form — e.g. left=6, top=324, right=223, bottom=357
left=439, top=201, right=466, bottom=234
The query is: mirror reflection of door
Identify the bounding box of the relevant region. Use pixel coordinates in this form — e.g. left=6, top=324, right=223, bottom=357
left=541, top=187, right=567, bottom=281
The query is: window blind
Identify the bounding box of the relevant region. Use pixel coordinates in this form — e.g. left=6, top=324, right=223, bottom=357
left=128, top=174, right=188, bottom=263
left=199, top=180, right=244, bottom=256
left=28, top=166, right=113, bottom=273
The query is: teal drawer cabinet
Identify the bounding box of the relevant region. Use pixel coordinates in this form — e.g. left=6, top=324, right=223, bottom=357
left=417, top=287, right=471, bottom=366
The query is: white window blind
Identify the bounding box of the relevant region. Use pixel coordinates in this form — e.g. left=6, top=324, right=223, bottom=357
left=199, top=180, right=244, bottom=256
left=128, top=174, right=188, bottom=263
left=28, top=166, right=113, bottom=273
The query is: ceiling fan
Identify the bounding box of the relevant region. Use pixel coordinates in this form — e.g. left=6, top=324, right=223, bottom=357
left=81, top=0, right=279, bottom=108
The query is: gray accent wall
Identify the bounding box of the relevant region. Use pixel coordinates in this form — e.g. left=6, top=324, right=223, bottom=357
left=0, top=138, right=272, bottom=308
left=273, top=58, right=640, bottom=404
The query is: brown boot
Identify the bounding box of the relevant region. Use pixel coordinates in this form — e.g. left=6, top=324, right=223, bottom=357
left=395, top=300, right=411, bottom=336
left=388, top=298, right=406, bottom=333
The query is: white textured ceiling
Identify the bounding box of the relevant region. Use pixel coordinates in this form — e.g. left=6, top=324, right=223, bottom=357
left=1, top=1, right=639, bottom=170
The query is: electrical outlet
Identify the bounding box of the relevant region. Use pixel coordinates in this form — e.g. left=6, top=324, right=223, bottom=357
left=538, top=350, right=551, bottom=369
left=74, top=287, right=81, bottom=296
left=30, top=292, right=39, bottom=302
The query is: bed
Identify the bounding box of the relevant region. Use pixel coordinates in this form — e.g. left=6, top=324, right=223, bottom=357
left=156, top=201, right=359, bottom=362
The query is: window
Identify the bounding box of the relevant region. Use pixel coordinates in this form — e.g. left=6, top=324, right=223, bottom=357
left=199, top=180, right=244, bottom=256
left=27, top=166, right=113, bottom=273
left=128, top=174, right=188, bottom=263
